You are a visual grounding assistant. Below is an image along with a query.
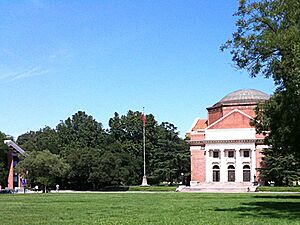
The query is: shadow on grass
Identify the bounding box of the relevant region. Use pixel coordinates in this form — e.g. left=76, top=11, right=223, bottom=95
left=215, top=196, right=300, bottom=220
left=253, top=195, right=300, bottom=199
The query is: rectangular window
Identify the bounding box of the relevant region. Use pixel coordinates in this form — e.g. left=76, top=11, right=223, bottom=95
left=243, top=150, right=250, bottom=157
left=228, top=151, right=234, bottom=158
left=213, top=151, right=219, bottom=158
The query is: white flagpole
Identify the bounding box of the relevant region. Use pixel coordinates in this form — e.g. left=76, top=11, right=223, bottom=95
left=143, top=107, right=146, bottom=177
left=141, top=107, right=149, bottom=186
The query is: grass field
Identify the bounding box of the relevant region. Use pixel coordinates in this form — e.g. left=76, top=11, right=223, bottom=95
left=128, top=185, right=176, bottom=192
left=0, top=192, right=299, bottom=225
left=257, top=186, right=300, bottom=192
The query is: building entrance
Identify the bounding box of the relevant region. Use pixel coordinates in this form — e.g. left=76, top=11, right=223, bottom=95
left=212, top=165, right=220, bottom=182
left=228, top=165, right=235, bottom=182
left=243, top=165, right=251, bottom=182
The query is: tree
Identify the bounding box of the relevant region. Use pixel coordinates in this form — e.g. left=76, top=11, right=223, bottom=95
left=16, top=110, right=190, bottom=189
left=253, top=92, right=300, bottom=184
left=65, top=147, right=101, bottom=190
left=0, top=131, right=9, bottom=187
left=57, top=111, right=107, bottom=154
left=108, top=111, right=190, bottom=185
left=150, top=122, right=190, bottom=185
left=88, top=151, right=138, bottom=188
left=221, top=0, right=300, bottom=84
left=16, top=150, right=69, bottom=192
left=17, top=127, right=59, bottom=154
left=259, top=146, right=300, bottom=185
left=17, top=131, right=39, bottom=152
left=222, top=0, right=300, bottom=185
left=108, top=110, right=157, bottom=184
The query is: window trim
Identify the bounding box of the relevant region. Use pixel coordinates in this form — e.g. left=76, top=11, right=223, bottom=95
left=243, top=150, right=250, bottom=158
left=228, top=150, right=234, bottom=158
left=213, top=151, right=219, bottom=158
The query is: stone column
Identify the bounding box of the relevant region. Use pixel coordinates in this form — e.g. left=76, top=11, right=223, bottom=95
left=205, top=148, right=211, bottom=182
left=235, top=148, right=242, bottom=182
left=220, top=148, right=226, bottom=182
left=251, top=148, right=256, bottom=182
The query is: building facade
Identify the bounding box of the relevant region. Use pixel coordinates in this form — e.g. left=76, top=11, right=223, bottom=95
left=187, top=89, right=269, bottom=187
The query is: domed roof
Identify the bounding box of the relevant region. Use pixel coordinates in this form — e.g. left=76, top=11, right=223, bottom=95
left=211, top=89, right=269, bottom=108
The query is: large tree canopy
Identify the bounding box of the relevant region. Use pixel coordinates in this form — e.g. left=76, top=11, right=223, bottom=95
left=223, top=0, right=300, bottom=185
left=221, top=0, right=300, bottom=86
left=57, top=111, right=107, bottom=153
left=17, top=127, right=59, bottom=154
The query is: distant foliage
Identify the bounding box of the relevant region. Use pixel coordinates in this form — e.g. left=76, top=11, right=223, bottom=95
left=15, top=110, right=190, bottom=190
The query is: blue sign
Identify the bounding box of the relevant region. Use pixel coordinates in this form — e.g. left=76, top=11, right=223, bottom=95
left=21, top=179, right=27, bottom=186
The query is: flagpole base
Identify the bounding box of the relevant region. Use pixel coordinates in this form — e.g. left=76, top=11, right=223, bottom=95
left=140, top=175, right=150, bottom=186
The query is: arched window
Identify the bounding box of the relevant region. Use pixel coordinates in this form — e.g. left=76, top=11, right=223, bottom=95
left=228, top=165, right=235, bottom=182
left=243, top=165, right=251, bottom=182
left=212, top=165, right=220, bottom=182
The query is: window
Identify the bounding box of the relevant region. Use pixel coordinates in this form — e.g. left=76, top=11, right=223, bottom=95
left=213, top=151, right=219, bottom=158
left=228, top=151, right=234, bottom=158
left=243, top=150, right=250, bottom=157
left=13, top=174, right=19, bottom=187
left=212, top=165, right=220, bottom=182
left=228, top=165, right=235, bottom=182
left=243, top=165, right=251, bottom=182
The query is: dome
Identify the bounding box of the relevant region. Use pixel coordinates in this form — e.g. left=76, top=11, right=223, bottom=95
left=211, top=89, right=270, bottom=108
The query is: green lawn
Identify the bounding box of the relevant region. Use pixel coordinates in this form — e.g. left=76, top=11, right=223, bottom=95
left=0, top=192, right=299, bottom=225
left=128, top=185, right=176, bottom=192
left=257, top=186, right=300, bottom=192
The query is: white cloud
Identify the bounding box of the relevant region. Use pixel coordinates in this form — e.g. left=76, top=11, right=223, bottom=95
left=0, top=67, right=50, bottom=82
left=0, top=48, right=71, bottom=83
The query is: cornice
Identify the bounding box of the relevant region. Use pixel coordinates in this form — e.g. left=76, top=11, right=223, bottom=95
left=188, top=138, right=265, bottom=146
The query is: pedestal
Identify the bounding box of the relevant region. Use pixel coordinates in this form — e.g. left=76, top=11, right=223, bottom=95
left=140, top=175, right=150, bottom=186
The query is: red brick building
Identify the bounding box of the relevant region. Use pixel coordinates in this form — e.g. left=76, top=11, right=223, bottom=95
left=3, top=140, right=26, bottom=190
left=187, top=89, right=269, bottom=188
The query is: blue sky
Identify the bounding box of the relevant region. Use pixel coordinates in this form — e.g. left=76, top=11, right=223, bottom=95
left=0, top=1, right=274, bottom=138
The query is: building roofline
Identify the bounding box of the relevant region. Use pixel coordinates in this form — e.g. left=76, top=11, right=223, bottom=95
left=205, top=109, right=254, bottom=130
left=4, top=140, right=26, bottom=156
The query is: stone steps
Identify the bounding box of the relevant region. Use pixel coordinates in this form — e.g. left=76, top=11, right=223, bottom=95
left=177, top=182, right=256, bottom=193
left=179, top=187, right=251, bottom=193
left=195, top=182, right=252, bottom=187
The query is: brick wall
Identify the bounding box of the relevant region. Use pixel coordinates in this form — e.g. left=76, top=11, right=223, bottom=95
left=191, top=149, right=206, bottom=182
left=209, top=111, right=252, bottom=129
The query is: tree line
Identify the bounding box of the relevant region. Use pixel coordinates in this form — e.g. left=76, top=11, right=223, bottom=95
left=1, top=110, right=190, bottom=190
